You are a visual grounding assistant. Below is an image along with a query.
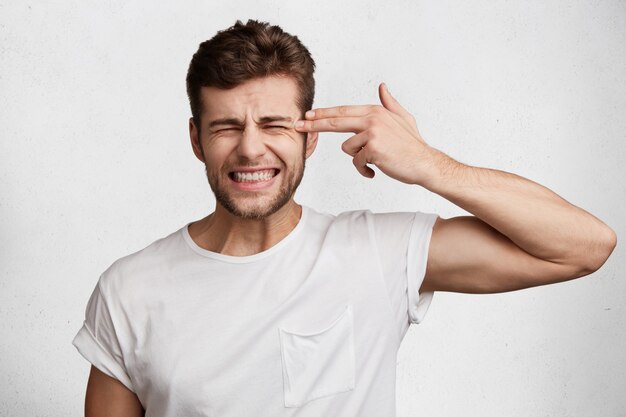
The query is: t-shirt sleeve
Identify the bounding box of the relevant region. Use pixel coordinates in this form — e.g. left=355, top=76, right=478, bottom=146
left=369, top=211, right=439, bottom=338
left=72, top=277, right=135, bottom=392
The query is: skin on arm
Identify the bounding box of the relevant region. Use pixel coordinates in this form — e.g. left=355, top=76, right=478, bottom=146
left=85, top=365, right=144, bottom=417
left=422, top=214, right=611, bottom=294
left=420, top=161, right=617, bottom=293
left=295, top=83, right=617, bottom=293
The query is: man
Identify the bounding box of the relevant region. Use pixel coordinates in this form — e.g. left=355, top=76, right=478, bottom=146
left=72, top=19, right=616, bottom=417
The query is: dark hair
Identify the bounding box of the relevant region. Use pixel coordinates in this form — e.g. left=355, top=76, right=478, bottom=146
left=186, top=19, right=316, bottom=131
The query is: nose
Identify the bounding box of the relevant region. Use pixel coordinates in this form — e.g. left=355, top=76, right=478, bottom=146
left=236, top=126, right=267, bottom=160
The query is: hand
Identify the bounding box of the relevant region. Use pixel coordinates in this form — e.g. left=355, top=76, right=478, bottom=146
left=295, top=83, right=443, bottom=186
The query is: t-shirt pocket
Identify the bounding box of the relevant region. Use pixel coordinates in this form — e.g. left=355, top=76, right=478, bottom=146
left=278, top=303, right=356, bottom=408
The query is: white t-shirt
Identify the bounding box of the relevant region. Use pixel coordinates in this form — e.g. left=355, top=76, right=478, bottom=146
left=72, top=205, right=439, bottom=416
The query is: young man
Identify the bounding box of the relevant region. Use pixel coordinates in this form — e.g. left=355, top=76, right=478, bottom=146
left=72, top=19, right=617, bottom=417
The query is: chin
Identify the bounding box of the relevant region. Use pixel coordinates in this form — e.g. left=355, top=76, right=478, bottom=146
left=217, top=193, right=293, bottom=220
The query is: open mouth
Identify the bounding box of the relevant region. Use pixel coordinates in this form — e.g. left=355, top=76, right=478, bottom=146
left=228, top=168, right=280, bottom=183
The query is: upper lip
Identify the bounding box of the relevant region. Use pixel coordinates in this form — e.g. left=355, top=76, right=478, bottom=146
left=229, top=166, right=280, bottom=173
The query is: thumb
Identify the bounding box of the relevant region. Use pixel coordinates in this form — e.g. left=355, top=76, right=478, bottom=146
left=378, top=82, right=412, bottom=119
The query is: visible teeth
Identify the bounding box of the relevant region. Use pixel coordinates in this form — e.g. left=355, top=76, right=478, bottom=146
left=233, top=170, right=275, bottom=182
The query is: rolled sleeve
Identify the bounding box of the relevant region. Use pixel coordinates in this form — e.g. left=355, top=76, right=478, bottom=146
left=368, top=209, right=440, bottom=343
left=406, top=212, right=438, bottom=324
left=72, top=280, right=134, bottom=392
left=72, top=322, right=134, bottom=391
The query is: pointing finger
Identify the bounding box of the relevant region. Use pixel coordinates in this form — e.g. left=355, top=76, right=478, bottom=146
left=305, top=105, right=376, bottom=120
left=295, top=117, right=368, bottom=133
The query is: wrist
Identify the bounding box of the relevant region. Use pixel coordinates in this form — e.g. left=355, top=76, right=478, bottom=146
left=418, top=146, right=466, bottom=192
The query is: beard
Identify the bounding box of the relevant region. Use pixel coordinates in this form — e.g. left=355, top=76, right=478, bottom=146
left=204, top=153, right=306, bottom=220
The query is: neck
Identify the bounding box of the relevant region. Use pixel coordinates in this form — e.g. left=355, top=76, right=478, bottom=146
left=187, top=200, right=303, bottom=256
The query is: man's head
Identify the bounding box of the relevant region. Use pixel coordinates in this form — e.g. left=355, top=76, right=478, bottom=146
left=186, top=20, right=318, bottom=220
left=186, top=19, right=316, bottom=136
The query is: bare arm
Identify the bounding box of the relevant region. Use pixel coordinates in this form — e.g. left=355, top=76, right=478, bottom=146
left=420, top=155, right=616, bottom=293
left=85, top=365, right=144, bottom=417
left=295, top=83, right=617, bottom=292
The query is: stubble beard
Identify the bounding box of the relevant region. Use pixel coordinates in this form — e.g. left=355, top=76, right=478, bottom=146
left=205, top=156, right=306, bottom=220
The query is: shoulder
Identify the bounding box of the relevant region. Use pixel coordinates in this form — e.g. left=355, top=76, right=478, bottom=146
left=330, top=208, right=433, bottom=228
left=326, top=208, right=439, bottom=241
left=314, top=207, right=419, bottom=237
left=97, top=225, right=186, bottom=296
left=304, top=205, right=439, bottom=235
left=304, top=206, right=373, bottom=231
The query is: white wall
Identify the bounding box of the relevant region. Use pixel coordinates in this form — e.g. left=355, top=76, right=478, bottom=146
left=1, top=1, right=624, bottom=416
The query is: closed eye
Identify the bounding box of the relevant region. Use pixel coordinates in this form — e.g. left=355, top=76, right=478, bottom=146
left=265, top=125, right=288, bottom=129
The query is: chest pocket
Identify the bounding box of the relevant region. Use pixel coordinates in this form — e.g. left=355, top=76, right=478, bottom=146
left=278, top=303, right=356, bottom=408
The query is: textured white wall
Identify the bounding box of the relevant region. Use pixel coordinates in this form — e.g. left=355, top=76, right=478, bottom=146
left=1, top=1, right=624, bottom=416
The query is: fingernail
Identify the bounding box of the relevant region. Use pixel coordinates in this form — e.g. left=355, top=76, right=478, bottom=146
left=305, top=110, right=315, bottom=118
left=295, top=120, right=305, bottom=128
left=384, top=83, right=391, bottom=94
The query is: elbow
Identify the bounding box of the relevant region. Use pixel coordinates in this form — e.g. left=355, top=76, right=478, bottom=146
left=577, top=226, right=617, bottom=276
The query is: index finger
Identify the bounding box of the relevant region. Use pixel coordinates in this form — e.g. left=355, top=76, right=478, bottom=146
left=305, top=104, right=376, bottom=120
left=294, top=116, right=368, bottom=133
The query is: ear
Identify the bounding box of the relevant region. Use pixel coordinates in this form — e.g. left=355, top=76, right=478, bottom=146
left=304, top=131, right=318, bottom=159
left=189, top=117, right=205, bottom=162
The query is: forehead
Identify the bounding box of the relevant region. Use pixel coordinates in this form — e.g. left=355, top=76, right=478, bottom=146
left=200, top=76, right=300, bottom=121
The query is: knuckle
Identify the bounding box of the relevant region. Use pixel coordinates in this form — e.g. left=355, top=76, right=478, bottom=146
left=368, top=123, right=381, bottom=136
left=366, top=115, right=379, bottom=129
left=367, top=140, right=379, bottom=154
left=373, top=105, right=385, bottom=115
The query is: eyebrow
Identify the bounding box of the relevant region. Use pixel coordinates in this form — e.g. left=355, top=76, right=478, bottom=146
left=208, top=115, right=294, bottom=129
left=259, top=116, right=294, bottom=124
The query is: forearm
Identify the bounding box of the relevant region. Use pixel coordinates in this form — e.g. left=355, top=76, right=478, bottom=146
left=294, top=88, right=616, bottom=271
left=422, top=146, right=617, bottom=269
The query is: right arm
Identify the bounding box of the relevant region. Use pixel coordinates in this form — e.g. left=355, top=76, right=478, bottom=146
left=85, top=365, right=144, bottom=417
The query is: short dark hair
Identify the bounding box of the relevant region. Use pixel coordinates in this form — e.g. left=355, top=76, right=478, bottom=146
left=186, top=19, right=316, bottom=131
